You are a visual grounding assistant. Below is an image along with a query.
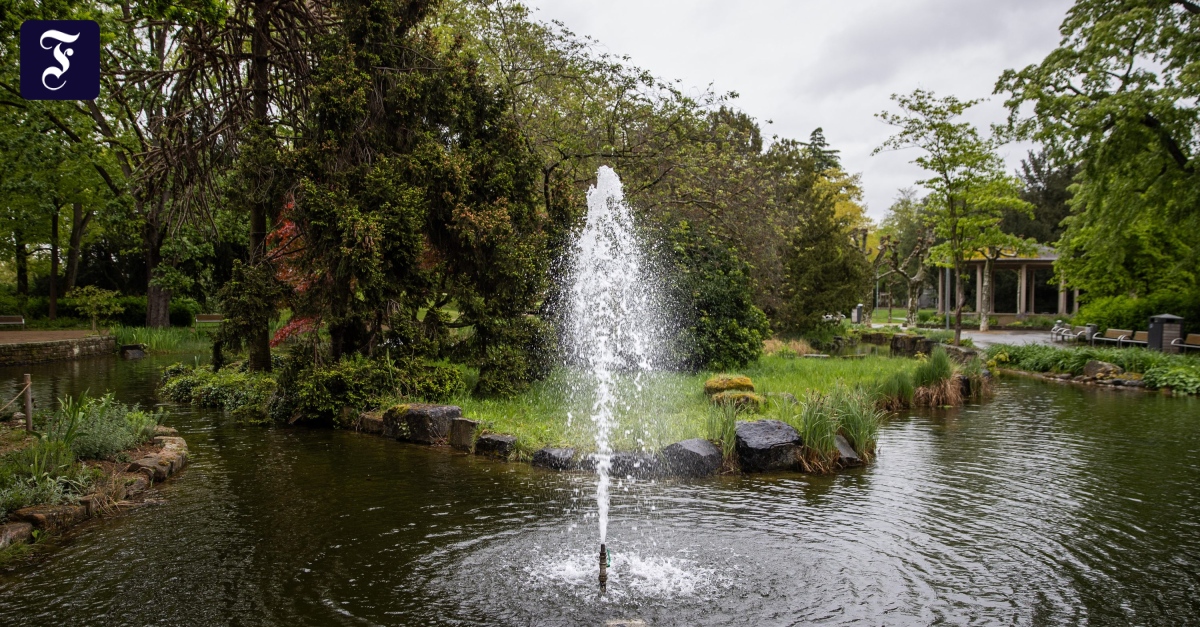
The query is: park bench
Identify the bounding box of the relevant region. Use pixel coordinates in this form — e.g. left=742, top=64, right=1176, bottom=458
left=1051, top=323, right=1093, bottom=343
left=1171, top=334, right=1200, bottom=352
left=0, top=315, right=25, bottom=330
left=193, top=314, right=224, bottom=333
left=1092, top=328, right=1147, bottom=348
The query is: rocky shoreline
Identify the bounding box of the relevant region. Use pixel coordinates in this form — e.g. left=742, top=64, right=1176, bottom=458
left=0, top=428, right=189, bottom=555
left=352, top=403, right=865, bottom=479
left=998, top=364, right=1159, bottom=393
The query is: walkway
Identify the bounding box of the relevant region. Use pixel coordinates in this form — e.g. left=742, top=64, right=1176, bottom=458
left=958, top=329, right=1055, bottom=349
left=0, top=330, right=98, bottom=345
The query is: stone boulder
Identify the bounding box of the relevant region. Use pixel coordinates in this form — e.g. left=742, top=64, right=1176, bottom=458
left=704, top=374, right=754, bottom=396
left=383, top=404, right=461, bottom=444
left=449, top=418, right=479, bottom=451
left=356, top=411, right=385, bottom=435
left=532, top=447, right=575, bottom=471
left=0, top=522, right=32, bottom=549
left=120, top=344, right=146, bottom=360
left=890, top=334, right=937, bottom=359
left=834, top=434, right=863, bottom=467
left=735, top=420, right=799, bottom=472
left=1084, top=360, right=1124, bottom=378
left=474, top=433, right=516, bottom=459
left=610, top=452, right=664, bottom=478
left=10, top=504, right=85, bottom=532
left=661, top=439, right=722, bottom=477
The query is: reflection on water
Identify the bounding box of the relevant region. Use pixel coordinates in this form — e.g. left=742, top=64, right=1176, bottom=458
left=1, top=355, right=1198, bottom=625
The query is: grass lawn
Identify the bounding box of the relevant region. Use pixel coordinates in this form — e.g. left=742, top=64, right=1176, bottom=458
left=453, top=354, right=917, bottom=457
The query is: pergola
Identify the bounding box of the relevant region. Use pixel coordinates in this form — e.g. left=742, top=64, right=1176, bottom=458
left=936, top=248, right=1078, bottom=322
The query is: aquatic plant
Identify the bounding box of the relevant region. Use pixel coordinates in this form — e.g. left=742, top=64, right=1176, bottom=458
left=113, top=326, right=210, bottom=353
left=873, top=371, right=915, bottom=411
left=834, top=386, right=883, bottom=461
left=785, top=391, right=839, bottom=472
left=705, top=401, right=739, bottom=465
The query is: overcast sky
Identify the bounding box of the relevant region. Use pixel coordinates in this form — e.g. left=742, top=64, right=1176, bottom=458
left=522, top=0, right=1075, bottom=221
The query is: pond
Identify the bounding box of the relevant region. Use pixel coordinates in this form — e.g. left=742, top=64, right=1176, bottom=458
left=1, top=355, right=1198, bottom=625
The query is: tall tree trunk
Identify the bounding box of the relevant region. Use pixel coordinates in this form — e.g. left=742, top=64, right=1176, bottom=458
left=14, top=227, right=27, bottom=297
left=49, top=207, right=59, bottom=320
left=907, top=277, right=921, bottom=327
left=144, top=212, right=171, bottom=328
left=66, top=202, right=92, bottom=291
left=979, top=258, right=993, bottom=332
left=246, top=0, right=274, bottom=372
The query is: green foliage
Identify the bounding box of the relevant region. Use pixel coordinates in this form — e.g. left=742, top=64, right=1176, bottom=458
left=985, top=343, right=1200, bottom=394
left=214, top=261, right=285, bottom=360
left=264, top=352, right=465, bottom=425
left=1076, top=291, right=1200, bottom=335
left=913, top=346, right=955, bottom=388
left=160, top=363, right=278, bottom=417
left=999, top=0, right=1200, bottom=299
left=779, top=194, right=871, bottom=332
left=873, top=371, right=915, bottom=410
left=666, top=221, right=770, bottom=370
left=472, top=317, right=555, bottom=398
left=112, top=326, right=210, bottom=353
left=41, top=393, right=162, bottom=461
left=64, top=286, right=123, bottom=331
left=1144, top=366, right=1200, bottom=395
left=780, top=384, right=883, bottom=468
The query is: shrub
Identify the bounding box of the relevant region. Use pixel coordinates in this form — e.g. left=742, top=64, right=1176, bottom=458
left=1076, top=290, right=1200, bottom=335
left=1144, top=366, right=1200, bottom=395
left=45, top=393, right=163, bottom=461
left=160, top=363, right=277, bottom=416
left=64, top=286, right=124, bottom=332
left=271, top=353, right=465, bottom=425
left=665, top=220, right=771, bottom=371
left=472, top=316, right=555, bottom=398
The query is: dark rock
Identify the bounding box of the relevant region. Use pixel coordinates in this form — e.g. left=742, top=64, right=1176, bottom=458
left=735, top=420, right=799, bottom=472
left=128, top=455, right=171, bottom=482
left=955, top=373, right=972, bottom=397
left=890, top=334, right=936, bottom=359
left=120, top=344, right=146, bottom=360
left=474, top=434, right=516, bottom=459
left=1083, top=360, right=1123, bottom=378
left=1125, top=380, right=1147, bottom=388
left=610, top=451, right=664, bottom=478
left=357, top=411, right=385, bottom=435
left=449, top=418, right=479, bottom=451
left=0, top=522, right=33, bottom=549
left=383, top=404, right=461, bottom=444
left=532, top=447, right=575, bottom=471
left=10, top=505, right=85, bottom=532
left=834, top=434, right=863, bottom=467
left=661, top=439, right=722, bottom=477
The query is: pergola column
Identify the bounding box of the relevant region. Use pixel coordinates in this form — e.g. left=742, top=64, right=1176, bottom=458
left=1058, top=279, right=1067, bottom=315
left=1017, top=264, right=1028, bottom=316
left=1029, top=267, right=1036, bottom=314
left=1073, top=289, right=1080, bottom=315
left=976, top=264, right=983, bottom=314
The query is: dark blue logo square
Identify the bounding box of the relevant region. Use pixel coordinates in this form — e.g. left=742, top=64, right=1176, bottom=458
left=20, top=20, right=100, bottom=100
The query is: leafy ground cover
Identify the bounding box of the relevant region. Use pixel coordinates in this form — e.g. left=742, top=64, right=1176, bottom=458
left=985, top=343, right=1200, bottom=395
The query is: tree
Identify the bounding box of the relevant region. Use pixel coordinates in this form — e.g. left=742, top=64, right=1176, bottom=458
left=997, top=0, right=1200, bottom=296
left=875, top=90, right=1029, bottom=343
left=879, top=190, right=934, bottom=327
left=68, top=285, right=124, bottom=332
left=1004, top=150, right=1077, bottom=244
left=803, top=127, right=842, bottom=173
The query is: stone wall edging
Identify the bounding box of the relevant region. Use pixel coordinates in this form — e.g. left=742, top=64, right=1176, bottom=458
left=0, top=336, right=116, bottom=366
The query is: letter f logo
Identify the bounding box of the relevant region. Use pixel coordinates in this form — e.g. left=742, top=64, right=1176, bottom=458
left=21, top=20, right=99, bottom=100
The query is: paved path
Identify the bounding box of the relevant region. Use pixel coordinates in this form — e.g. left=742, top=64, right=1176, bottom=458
left=958, top=329, right=1055, bottom=349
left=0, top=330, right=99, bottom=345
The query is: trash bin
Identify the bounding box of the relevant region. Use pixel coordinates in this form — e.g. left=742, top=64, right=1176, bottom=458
left=852, top=303, right=864, bottom=324
left=1148, top=314, right=1185, bottom=353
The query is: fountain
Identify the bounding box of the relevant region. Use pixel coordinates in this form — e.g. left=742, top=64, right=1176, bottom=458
left=563, top=166, right=664, bottom=589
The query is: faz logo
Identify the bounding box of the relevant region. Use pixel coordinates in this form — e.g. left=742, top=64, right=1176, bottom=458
left=20, top=20, right=100, bottom=100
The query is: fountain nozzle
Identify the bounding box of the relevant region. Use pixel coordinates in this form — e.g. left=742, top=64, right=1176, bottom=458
left=599, top=543, right=608, bottom=590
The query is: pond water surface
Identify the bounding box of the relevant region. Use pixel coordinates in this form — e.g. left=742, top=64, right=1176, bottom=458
left=1, top=355, right=1198, bottom=625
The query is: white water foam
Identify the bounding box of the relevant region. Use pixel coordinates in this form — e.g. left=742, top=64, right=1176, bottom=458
left=525, top=549, right=723, bottom=601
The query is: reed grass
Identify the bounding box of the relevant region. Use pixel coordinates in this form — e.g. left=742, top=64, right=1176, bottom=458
left=112, top=326, right=210, bottom=354
left=705, top=401, right=739, bottom=464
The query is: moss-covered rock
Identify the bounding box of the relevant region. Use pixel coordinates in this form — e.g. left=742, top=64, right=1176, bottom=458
left=704, top=374, right=755, bottom=396
left=710, top=390, right=765, bottom=411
